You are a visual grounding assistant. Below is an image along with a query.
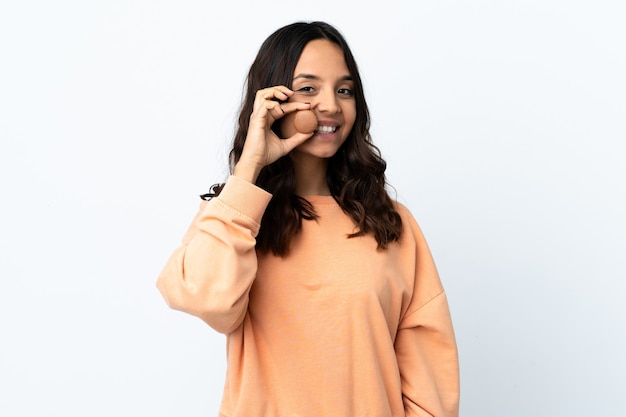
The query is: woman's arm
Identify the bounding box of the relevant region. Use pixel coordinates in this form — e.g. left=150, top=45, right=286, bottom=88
left=395, top=214, right=460, bottom=417
left=156, top=175, right=271, bottom=334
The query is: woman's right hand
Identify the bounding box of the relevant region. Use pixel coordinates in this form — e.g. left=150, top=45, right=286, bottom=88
left=233, top=86, right=314, bottom=183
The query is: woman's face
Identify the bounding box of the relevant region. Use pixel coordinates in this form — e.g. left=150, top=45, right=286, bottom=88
left=281, top=39, right=357, bottom=160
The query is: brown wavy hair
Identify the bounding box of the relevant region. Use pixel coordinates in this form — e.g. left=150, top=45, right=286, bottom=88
left=209, top=21, right=402, bottom=256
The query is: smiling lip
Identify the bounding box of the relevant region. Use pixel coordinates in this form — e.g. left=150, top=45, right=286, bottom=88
left=315, top=120, right=340, bottom=134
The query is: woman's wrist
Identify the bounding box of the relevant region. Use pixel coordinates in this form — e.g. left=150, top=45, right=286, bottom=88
left=233, top=160, right=263, bottom=184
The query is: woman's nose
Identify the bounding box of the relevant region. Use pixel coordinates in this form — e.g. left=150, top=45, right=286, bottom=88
left=313, top=89, right=340, bottom=114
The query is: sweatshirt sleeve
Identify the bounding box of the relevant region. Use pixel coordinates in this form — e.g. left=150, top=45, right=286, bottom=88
left=156, top=175, right=272, bottom=334
left=395, top=213, right=460, bottom=417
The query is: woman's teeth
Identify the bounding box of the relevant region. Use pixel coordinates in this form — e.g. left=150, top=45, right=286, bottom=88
left=316, top=125, right=337, bottom=133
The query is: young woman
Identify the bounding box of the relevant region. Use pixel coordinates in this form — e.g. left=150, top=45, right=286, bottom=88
left=157, top=21, right=459, bottom=417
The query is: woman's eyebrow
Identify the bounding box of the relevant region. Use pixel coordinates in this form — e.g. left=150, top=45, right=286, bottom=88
left=293, top=73, right=353, bottom=81
left=293, top=73, right=319, bottom=81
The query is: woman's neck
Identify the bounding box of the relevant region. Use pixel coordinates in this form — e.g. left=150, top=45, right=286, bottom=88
left=291, top=154, right=330, bottom=196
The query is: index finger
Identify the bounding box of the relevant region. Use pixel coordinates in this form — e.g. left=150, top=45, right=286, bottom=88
left=256, top=85, right=293, bottom=102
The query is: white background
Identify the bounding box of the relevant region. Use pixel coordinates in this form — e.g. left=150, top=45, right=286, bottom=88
left=1, top=1, right=625, bottom=416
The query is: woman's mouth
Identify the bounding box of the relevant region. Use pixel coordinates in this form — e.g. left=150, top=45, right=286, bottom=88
left=316, top=125, right=338, bottom=134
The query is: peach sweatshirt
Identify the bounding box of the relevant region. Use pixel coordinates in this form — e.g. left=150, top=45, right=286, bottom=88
left=157, top=175, right=459, bottom=417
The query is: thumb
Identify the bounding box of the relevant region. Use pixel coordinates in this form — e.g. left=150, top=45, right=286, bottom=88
left=280, top=132, right=314, bottom=154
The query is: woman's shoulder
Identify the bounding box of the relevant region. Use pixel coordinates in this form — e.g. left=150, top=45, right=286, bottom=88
left=391, top=199, right=428, bottom=242
left=392, top=199, right=417, bottom=222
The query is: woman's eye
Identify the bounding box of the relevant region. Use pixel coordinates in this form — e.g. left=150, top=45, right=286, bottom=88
left=338, top=88, right=353, bottom=96
left=297, top=86, right=315, bottom=93
left=339, top=88, right=353, bottom=96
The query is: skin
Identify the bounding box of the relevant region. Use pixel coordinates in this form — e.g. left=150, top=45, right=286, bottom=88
left=234, top=39, right=357, bottom=196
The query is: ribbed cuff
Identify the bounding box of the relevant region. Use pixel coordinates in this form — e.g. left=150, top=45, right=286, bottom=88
left=215, top=175, right=272, bottom=224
